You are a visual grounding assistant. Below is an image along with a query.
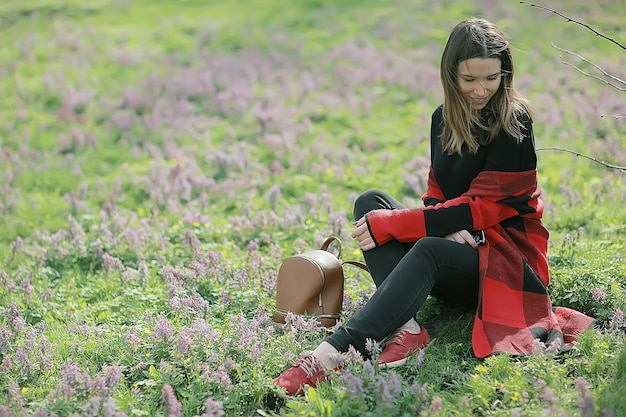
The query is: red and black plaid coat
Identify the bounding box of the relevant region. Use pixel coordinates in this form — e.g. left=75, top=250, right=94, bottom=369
left=366, top=167, right=595, bottom=358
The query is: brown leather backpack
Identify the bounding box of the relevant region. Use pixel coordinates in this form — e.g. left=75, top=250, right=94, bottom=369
left=273, top=236, right=368, bottom=327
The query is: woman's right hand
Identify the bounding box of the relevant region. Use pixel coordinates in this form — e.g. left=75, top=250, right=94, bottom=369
left=351, top=217, right=377, bottom=251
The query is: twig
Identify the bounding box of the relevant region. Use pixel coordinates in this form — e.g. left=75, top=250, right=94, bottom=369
left=520, top=2, right=626, bottom=50
left=536, top=147, right=626, bottom=172
left=601, top=115, right=626, bottom=119
left=552, top=43, right=626, bottom=91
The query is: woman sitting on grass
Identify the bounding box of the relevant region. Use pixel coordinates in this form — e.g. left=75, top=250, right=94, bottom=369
left=274, top=17, right=594, bottom=397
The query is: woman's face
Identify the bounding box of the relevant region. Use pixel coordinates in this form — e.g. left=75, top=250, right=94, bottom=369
left=457, top=57, right=502, bottom=110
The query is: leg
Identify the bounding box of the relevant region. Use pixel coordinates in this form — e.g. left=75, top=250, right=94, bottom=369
left=326, top=237, right=479, bottom=355
left=353, top=189, right=414, bottom=288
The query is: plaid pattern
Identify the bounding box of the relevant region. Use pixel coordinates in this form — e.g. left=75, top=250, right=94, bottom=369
left=467, top=171, right=594, bottom=357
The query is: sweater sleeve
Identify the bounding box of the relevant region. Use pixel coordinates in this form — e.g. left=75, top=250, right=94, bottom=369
left=366, top=185, right=527, bottom=245
left=421, top=167, right=445, bottom=207
left=367, top=115, right=539, bottom=246
left=422, top=106, right=446, bottom=207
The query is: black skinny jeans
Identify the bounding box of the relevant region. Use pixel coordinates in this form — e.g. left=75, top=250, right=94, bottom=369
left=325, top=189, right=480, bottom=355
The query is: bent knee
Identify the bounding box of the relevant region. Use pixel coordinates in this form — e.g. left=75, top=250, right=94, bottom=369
left=411, top=236, right=450, bottom=254
left=353, top=189, right=386, bottom=220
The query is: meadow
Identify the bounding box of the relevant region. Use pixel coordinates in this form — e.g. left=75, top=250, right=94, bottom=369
left=1, top=0, right=625, bottom=415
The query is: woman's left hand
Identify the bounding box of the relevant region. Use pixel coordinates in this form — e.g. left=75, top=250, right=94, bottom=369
left=351, top=217, right=376, bottom=251
left=443, top=230, right=479, bottom=248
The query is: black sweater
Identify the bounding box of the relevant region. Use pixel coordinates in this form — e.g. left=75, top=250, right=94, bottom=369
left=427, top=104, right=537, bottom=203
left=417, top=105, right=538, bottom=236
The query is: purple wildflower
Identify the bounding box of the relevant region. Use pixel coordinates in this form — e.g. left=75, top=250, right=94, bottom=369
left=10, top=236, right=23, bottom=255
left=16, top=348, right=32, bottom=374
left=168, top=293, right=211, bottom=318
left=101, top=397, right=119, bottom=417
left=415, top=349, right=426, bottom=367
left=33, top=410, right=59, bottom=417
left=365, top=338, right=381, bottom=356
left=160, top=384, right=182, bottom=417
left=610, top=308, right=623, bottom=331
left=0, top=357, right=11, bottom=375
left=12, top=316, right=26, bottom=333
left=591, top=287, right=607, bottom=303
left=8, top=381, right=24, bottom=408
left=102, top=253, right=123, bottom=273
left=429, top=396, right=443, bottom=414
left=265, top=184, right=281, bottom=209
left=81, top=397, right=102, bottom=417
left=575, top=377, right=595, bottom=417
left=219, top=290, right=231, bottom=304
left=182, top=230, right=200, bottom=251
left=176, top=330, right=192, bottom=355
left=362, top=359, right=375, bottom=380
left=6, top=303, right=22, bottom=329
left=57, top=362, right=87, bottom=399
left=224, top=357, right=235, bottom=370
left=124, top=329, right=141, bottom=350
left=101, top=364, right=121, bottom=393
left=150, top=315, right=174, bottom=343
left=411, top=382, right=429, bottom=401
left=375, top=372, right=402, bottom=405
left=188, top=261, right=207, bottom=277
left=200, top=364, right=233, bottom=391
left=339, top=370, right=365, bottom=397
left=201, top=397, right=225, bottom=417
left=541, top=387, right=559, bottom=405
left=36, top=335, right=53, bottom=372
left=41, top=289, right=54, bottom=302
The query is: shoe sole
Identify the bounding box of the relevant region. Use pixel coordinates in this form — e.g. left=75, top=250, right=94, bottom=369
left=379, top=344, right=430, bottom=369
left=378, top=357, right=409, bottom=369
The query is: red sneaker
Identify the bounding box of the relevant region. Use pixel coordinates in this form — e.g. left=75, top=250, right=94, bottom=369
left=274, top=355, right=335, bottom=396
left=378, top=327, right=431, bottom=368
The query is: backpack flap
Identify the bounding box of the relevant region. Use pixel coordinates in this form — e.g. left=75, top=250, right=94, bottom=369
left=273, top=249, right=343, bottom=327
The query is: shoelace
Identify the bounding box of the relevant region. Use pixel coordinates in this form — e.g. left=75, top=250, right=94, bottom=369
left=381, top=329, right=405, bottom=348
left=297, top=355, right=322, bottom=379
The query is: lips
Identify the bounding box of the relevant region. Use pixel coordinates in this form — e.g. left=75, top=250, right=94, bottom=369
left=470, top=97, right=489, bottom=107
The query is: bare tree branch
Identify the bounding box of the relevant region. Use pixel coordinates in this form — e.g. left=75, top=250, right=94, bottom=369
left=537, top=147, right=626, bottom=172
left=552, top=43, right=626, bottom=91
left=520, top=2, right=626, bottom=50
left=521, top=3, right=626, bottom=170
left=601, top=115, right=626, bottom=119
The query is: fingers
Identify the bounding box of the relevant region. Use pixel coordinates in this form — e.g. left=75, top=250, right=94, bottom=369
left=351, top=217, right=376, bottom=251
left=458, top=230, right=478, bottom=248
left=459, top=230, right=478, bottom=248
left=357, top=236, right=376, bottom=251
left=444, top=230, right=478, bottom=248
left=350, top=218, right=367, bottom=238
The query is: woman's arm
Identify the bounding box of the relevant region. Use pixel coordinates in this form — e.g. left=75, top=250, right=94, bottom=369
left=366, top=116, right=539, bottom=246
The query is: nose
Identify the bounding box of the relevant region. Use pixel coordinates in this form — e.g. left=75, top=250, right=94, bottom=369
left=473, top=82, right=486, bottom=96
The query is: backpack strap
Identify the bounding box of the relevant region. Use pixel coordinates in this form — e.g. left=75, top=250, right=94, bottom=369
left=320, top=236, right=369, bottom=273
left=320, top=236, right=342, bottom=257
left=342, top=260, right=369, bottom=273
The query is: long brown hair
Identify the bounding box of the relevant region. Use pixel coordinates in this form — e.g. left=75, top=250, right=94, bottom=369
left=440, top=18, right=532, bottom=155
